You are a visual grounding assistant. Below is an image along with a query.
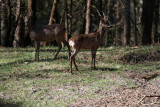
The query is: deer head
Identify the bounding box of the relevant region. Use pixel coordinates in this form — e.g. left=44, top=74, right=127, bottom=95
left=98, top=15, right=112, bottom=37
left=100, top=13, right=113, bottom=30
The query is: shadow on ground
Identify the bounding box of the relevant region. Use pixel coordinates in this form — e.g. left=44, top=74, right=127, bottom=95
left=0, top=98, right=22, bottom=107
left=95, top=67, right=118, bottom=72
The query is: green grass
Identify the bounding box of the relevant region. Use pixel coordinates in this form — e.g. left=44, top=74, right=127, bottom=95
left=0, top=45, right=160, bottom=107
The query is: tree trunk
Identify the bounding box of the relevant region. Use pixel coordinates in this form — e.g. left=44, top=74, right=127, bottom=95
left=142, top=0, right=156, bottom=45
left=13, top=14, right=24, bottom=47
left=65, top=0, right=69, bottom=37
left=104, top=0, right=108, bottom=15
left=48, top=0, right=57, bottom=25
left=68, top=0, right=73, bottom=39
left=6, top=0, right=12, bottom=46
left=32, top=0, right=37, bottom=26
left=115, top=0, right=123, bottom=45
left=133, top=0, right=138, bottom=46
left=1, top=0, right=8, bottom=46
left=13, top=0, right=22, bottom=47
left=123, top=0, right=131, bottom=46
left=85, top=0, right=91, bottom=34
left=82, top=0, right=86, bottom=34
left=106, top=0, right=116, bottom=46
left=23, top=0, right=35, bottom=47
left=153, top=0, right=160, bottom=43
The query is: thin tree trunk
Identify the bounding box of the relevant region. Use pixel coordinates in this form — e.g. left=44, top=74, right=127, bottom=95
left=82, top=0, right=87, bottom=34
left=123, top=0, right=131, bottom=46
left=1, top=0, right=8, bottom=46
left=85, top=0, right=91, bottom=34
left=154, top=0, right=160, bottom=43
left=133, top=0, right=138, bottom=46
left=32, top=0, right=37, bottom=26
left=65, top=0, right=69, bottom=36
left=115, top=0, right=123, bottom=45
left=68, top=0, right=73, bottom=39
left=23, top=0, right=34, bottom=47
left=6, top=0, right=12, bottom=46
left=13, top=0, right=22, bottom=47
left=13, top=14, right=24, bottom=47
left=104, top=0, right=108, bottom=15
left=142, top=0, right=156, bottom=45
left=49, top=0, right=57, bottom=25
left=106, top=0, right=116, bottom=46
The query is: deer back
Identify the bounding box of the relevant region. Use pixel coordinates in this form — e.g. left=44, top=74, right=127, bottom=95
left=30, top=24, right=66, bottom=42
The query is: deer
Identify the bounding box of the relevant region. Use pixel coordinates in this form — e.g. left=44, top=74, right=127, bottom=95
left=30, top=24, right=71, bottom=61
left=69, top=15, right=112, bottom=74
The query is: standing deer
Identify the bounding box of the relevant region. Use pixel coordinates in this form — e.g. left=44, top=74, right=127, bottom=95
left=69, top=16, right=112, bottom=74
left=30, top=24, right=70, bottom=61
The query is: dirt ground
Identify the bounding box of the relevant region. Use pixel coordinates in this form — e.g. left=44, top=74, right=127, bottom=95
left=68, top=73, right=160, bottom=107
left=68, top=52, right=160, bottom=107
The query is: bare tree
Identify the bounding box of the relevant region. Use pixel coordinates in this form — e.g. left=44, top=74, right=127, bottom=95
left=85, top=0, right=91, bottom=34
left=23, top=0, right=33, bottom=47
left=49, top=0, right=57, bottom=25
left=13, top=0, right=23, bottom=47
left=68, top=0, right=73, bottom=39
left=123, top=0, right=131, bottom=46
left=1, top=0, right=8, bottom=46
left=133, top=0, right=138, bottom=46
left=153, top=0, right=160, bottom=43
left=65, top=0, right=69, bottom=35
left=142, top=0, right=156, bottom=45
left=115, top=0, right=123, bottom=45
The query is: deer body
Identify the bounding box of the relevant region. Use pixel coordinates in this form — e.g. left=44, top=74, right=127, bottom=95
left=30, top=24, right=70, bottom=61
left=69, top=17, right=112, bottom=74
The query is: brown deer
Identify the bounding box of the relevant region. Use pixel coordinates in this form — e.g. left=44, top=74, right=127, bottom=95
left=30, top=24, right=70, bottom=61
left=69, top=16, right=112, bottom=74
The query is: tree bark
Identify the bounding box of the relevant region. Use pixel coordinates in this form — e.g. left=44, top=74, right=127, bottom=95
left=64, top=0, right=69, bottom=39
left=32, top=0, right=37, bottom=26
left=13, top=14, right=24, bottom=47
left=1, top=0, right=8, bottom=46
left=23, top=0, right=34, bottom=47
left=6, top=0, right=11, bottom=46
left=48, top=0, right=57, bottom=25
left=68, top=0, right=73, bottom=39
left=153, top=0, right=160, bottom=43
left=13, top=0, right=22, bottom=47
left=133, top=0, right=138, bottom=46
left=115, top=0, right=123, bottom=45
left=123, top=0, right=131, bottom=46
left=85, top=0, right=91, bottom=34
left=82, top=0, right=86, bottom=34
left=142, top=0, right=156, bottom=45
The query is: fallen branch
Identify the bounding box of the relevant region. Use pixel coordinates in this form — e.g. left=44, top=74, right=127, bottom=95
left=137, top=95, right=160, bottom=105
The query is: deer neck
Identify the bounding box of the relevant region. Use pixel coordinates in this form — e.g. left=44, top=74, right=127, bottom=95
left=97, top=23, right=107, bottom=40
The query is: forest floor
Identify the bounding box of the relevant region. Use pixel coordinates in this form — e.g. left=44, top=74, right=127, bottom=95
left=0, top=45, right=160, bottom=107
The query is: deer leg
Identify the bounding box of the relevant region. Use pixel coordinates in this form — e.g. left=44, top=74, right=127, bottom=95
left=91, top=51, right=94, bottom=68
left=63, top=40, right=71, bottom=59
left=35, top=41, right=40, bottom=62
left=70, top=49, right=79, bottom=74
left=70, top=57, right=73, bottom=74
left=54, top=42, right=62, bottom=59
left=91, top=49, right=97, bottom=69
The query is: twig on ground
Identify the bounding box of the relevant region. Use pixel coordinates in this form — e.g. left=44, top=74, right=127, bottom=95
left=137, top=95, right=160, bottom=106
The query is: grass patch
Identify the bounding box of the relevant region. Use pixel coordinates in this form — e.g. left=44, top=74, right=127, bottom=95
left=0, top=45, right=160, bottom=106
